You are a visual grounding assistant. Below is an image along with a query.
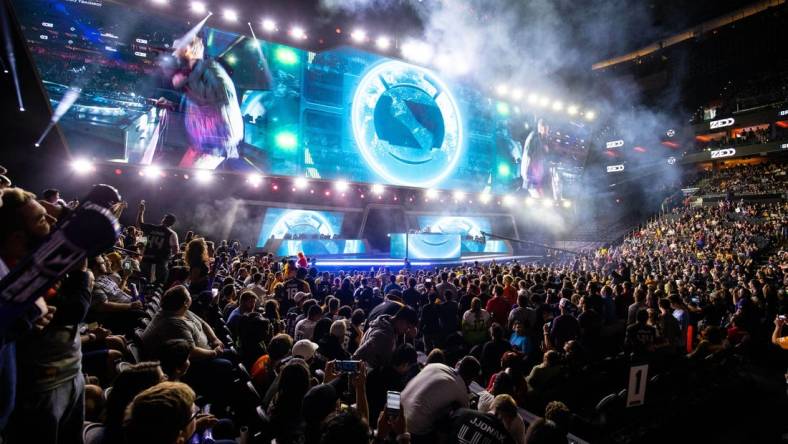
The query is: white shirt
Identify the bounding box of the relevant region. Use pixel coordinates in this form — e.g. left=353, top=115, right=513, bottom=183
left=294, top=318, right=316, bottom=341
left=401, top=363, right=469, bottom=435
left=168, top=228, right=180, bottom=255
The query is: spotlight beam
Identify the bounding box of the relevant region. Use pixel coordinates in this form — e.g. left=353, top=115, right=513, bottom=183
left=35, top=86, right=81, bottom=147
left=247, top=22, right=272, bottom=81
left=1, top=1, right=24, bottom=111
left=173, top=12, right=213, bottom=54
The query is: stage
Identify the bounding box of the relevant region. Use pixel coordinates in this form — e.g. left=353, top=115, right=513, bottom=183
left=311, top=253, right=543, bottom=269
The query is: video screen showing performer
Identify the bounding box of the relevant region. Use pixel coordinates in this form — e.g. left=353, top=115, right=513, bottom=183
left=504, top=114, right=589, bottom=200
left=159, top=34, right=244, bottom=170
left=521, top=118, right=556, bottom=198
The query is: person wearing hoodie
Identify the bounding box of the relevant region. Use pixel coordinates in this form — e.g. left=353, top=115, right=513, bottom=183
left=353, top=306, right=418, bottom=369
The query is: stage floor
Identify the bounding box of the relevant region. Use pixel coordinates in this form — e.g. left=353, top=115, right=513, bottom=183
left=312, top=253, right=542, bottom=269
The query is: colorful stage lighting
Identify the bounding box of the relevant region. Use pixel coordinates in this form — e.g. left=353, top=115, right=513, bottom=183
left=294, top=177, right=309, bottom=189
left=247, top=173, right=263, bottom=187
left=375, top=36, right=390, bottom=50
left=71, top=159, right=95, bottom=175
left=222, top=9, right=238, bottom=22
left=350, top=29, right=367, bottom=43
left=142, top=165, right=163, bottom=179
left=195, top=170, right=213, bottom=183
left=289, top=26, right=306, bottom=40
left=190, top=1, right=206, bottom=14
left=262, top=18, right=277, bottom=32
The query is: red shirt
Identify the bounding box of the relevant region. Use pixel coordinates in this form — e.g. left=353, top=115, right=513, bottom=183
left=486, top=296, right=511, bottom=327
left=502, top=285, right=517, bottom=306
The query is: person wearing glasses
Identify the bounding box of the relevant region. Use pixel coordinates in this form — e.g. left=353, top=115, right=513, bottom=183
left=123, top=381, right=227, bottom=444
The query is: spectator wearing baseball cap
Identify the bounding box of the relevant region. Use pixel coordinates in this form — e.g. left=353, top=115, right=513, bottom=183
left=292, top=339, right=319, bottom=361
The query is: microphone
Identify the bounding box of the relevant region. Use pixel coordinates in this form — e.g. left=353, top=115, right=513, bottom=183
left=0, top=184, right=122, bottom=337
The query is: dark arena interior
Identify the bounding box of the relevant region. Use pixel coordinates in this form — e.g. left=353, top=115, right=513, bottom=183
left=1, top=0, right=788, bottom=443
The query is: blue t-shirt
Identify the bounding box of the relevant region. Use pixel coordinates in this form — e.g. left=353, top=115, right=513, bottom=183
left=227, top=307, right=243, bottom=334
left=509, top=333, right=531, bottom=355
left=383, top=283, right=402, bottom=295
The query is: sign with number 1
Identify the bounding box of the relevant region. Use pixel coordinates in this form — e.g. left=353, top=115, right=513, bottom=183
left=627, top=364, right=648, bottom=407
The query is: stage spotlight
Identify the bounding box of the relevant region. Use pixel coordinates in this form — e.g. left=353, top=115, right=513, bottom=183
left=453, top=191, right=466, bottom=201
left=223, top=9, right=238, bottom=22
left=70, top=159, right=95, bottom=175
left=479, top=192, right=492, bottom=204
left=585, top=110, right=596, bottom=121
left=294, top=177, right=309, bottom=189
left=195, top=170, right=213, bottom=183
left=527, top=93, right=538, bottom=104
left=567, top=104, right=579, bottom=115
left=552, top=101, right=563, bottom=111
left=542, top=198, right=554, bottom=207
left=512, top=88, right=523, bottom=100
left=262, top=18, right=277, bottom=32
left=375, top=36, right=390, bottom=50
left=562, top=200, right=572, bottom=208
left=371, top=184, right=385, bottom=195
left=350, top=28, right=367, bottom=43
left=525, top=196, right=535, bottom=206
left=289, top=26, right=306, bottom=40
left=190, top=1, right=206, bottom=13
left=538, top=96, right=550, bottom=107
left=495, top=84, right=509, bottom=96
left=502, top=195, right=515, bottom=207
left=401, top=40, right=432, bottom=64
left=151, top=0, right=168, bottom=4
left=247, top=173, right=263, bottom=187
left=335, top=180, right=349, bottom=192
left=142, top=165, right=163, bottom=179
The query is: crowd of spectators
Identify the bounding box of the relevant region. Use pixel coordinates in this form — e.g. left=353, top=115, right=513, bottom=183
left=697, top=161, right=788, bottom=195
left=0, top=162, right=787, bottom=444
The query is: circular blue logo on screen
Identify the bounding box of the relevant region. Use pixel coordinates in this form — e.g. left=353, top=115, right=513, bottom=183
left=433, top=217, right=483, bottom=237
left=270, top=211, right=335, bottom=239
left=351, top=60, right=463, bottom=188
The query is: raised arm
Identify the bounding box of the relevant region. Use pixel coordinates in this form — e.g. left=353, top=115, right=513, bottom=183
left=136, top=200, right=145, bottom=228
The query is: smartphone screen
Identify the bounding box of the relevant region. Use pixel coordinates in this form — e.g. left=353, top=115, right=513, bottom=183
left=386, top=391, right=401, bottom=415
left=336, top=360, right=359, bottom=373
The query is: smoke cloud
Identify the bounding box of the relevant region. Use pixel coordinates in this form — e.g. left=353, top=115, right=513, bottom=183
left=190, top=198, right=258, bottom=247
left=319, top=0, right=686, bottom=234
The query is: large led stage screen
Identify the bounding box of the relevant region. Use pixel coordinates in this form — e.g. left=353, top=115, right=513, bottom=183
left=417, top=215, right=492, bottom=238
left=256, top=208, right=345, bottom=246
left=13, top=0, right=590, bottom=196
